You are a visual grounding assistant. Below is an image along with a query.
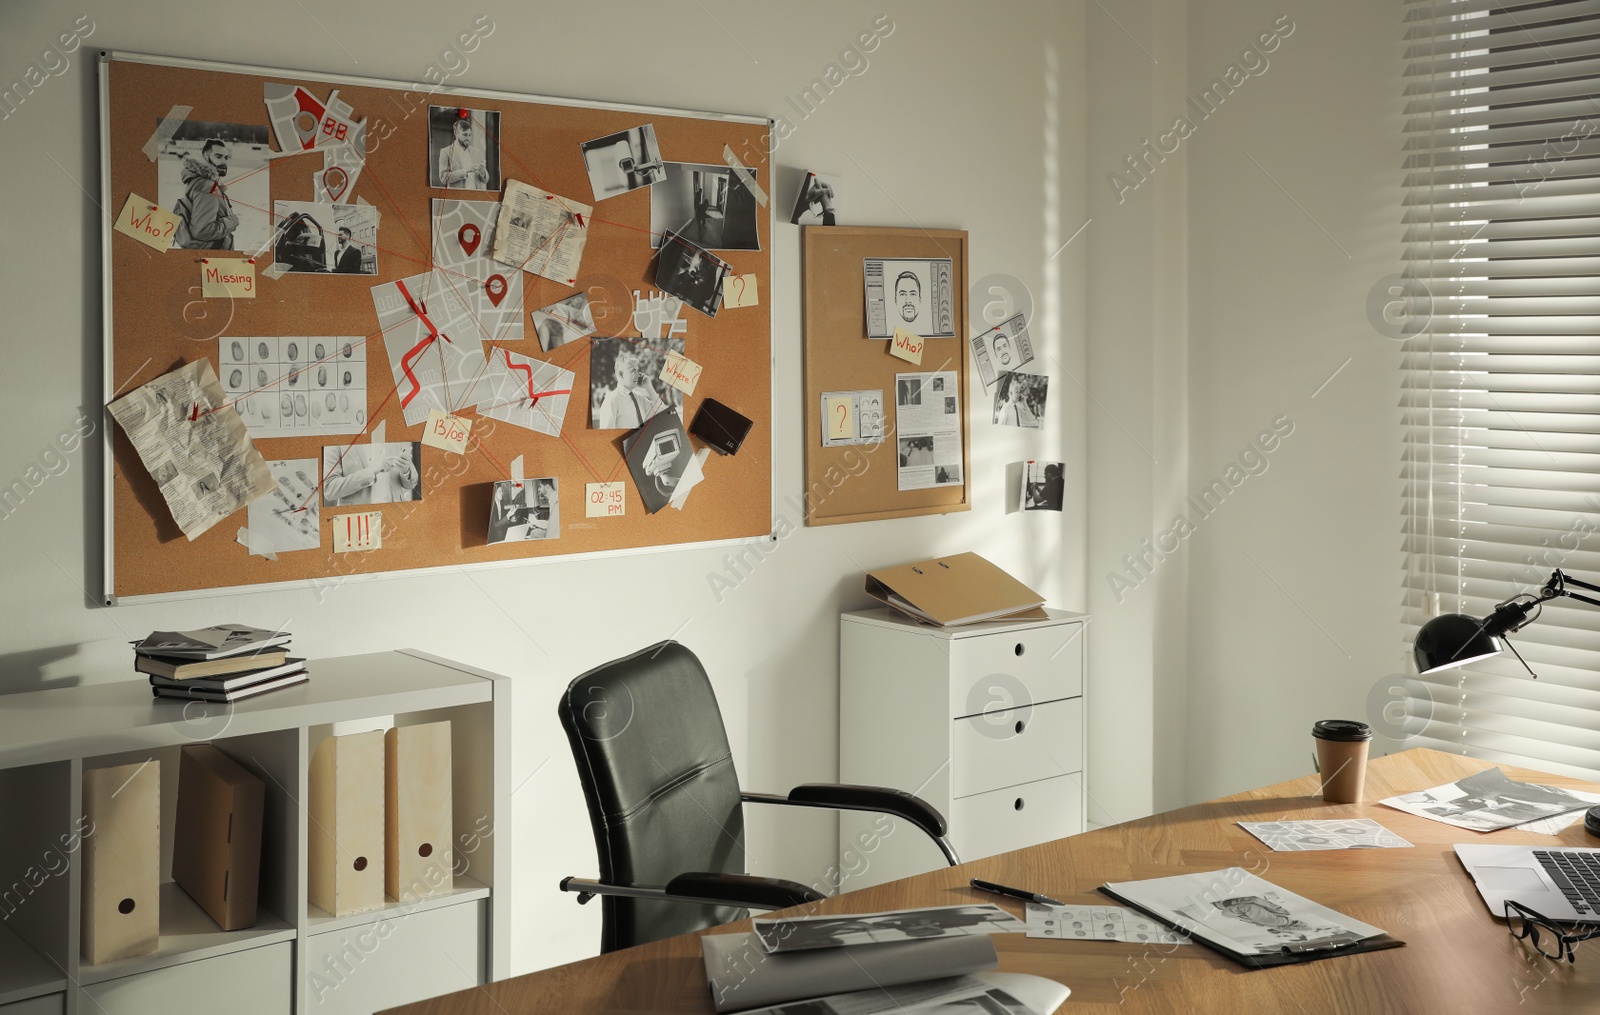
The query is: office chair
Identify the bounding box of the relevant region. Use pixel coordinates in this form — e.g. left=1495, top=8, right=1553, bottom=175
left=558, top=640, right=960, bottom=953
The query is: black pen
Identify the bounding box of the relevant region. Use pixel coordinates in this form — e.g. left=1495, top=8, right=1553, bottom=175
left=970, top=878, right=1063, bottom=907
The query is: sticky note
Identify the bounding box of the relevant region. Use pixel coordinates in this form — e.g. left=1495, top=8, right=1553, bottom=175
left=723, top=274, right=759, bottom=309
left=114, top=194, right=180, bottom=251
left=890, top=326, right=925, bottom=365
left=422, top=409, right=472, bottom=455
left=824, top=395, right=855, bottom=441
left=201, top=258, right=256, bottom=298
left=586, top=482, right=626, bottom=517
left=333, top=511, right=382, bottom=552
left=659, top=351, right=703, bottom=397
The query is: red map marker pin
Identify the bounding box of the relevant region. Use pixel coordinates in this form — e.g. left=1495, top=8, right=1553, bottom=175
left=458, top=224, right=480, bottom=256
left=485, top=274, right=507, bottom=307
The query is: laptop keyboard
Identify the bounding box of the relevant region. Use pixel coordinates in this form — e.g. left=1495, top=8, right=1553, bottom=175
left=1534, top=850, right=1600, bottom=914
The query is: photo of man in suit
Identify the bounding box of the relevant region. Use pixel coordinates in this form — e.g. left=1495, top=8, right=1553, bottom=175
left=333, top=226, right=362, bottom=273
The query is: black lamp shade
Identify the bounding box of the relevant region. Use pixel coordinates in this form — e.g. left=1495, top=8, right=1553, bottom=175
left=1414, top=613, right=1503, bottom=674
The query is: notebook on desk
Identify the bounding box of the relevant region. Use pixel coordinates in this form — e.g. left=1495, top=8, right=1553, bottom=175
left=1457, top=844, right=1600, bottom=922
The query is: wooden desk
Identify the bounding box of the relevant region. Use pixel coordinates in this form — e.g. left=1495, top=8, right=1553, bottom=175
left=384, top=749, right=1600, bottom=1014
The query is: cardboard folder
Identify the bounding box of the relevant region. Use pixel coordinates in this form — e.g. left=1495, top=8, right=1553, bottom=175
left=171, top=744, right=265, bottom=931
left=82, top=760, right=161, bottom=965
left=864, top=552, right=1047, bottom=627
left=309, top=731, right=386, bottom=917
left=386, top=722, right=454, bottom=902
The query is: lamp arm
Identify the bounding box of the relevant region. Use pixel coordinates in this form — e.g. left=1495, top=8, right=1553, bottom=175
left=1543, top=570, right=1600, bottom=610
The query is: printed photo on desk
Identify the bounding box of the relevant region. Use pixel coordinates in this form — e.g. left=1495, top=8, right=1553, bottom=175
left=650, top=162, right=762, bottom=250
left=753, top=905, right=1025, bottom=954
left=156, top=119, right=272, bottom=253
left=322, top=441, right=421, bottom=506
left=487, top=479, right=559, bottom=543
left=1380, top=767, right=1597, bottom=832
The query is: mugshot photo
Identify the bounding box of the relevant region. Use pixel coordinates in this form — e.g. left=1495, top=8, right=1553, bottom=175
left=428, top=106, right=501, bottom=191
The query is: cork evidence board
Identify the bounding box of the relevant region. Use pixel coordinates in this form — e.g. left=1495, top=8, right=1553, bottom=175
left=801, top=226, right=970, bottom=525
left=100, top=52, right=773, bottom=601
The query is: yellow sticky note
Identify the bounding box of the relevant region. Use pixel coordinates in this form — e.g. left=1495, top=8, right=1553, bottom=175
left=113, top=193, right=180, bottom=252
left=722, top=274, right=759, bottom=308
left=422, top=409, right=472, bottom=455
left=824, top=395, right=855, bottom=441
left=586, top=482, right=626, bottom=517
left=659, top=351, right=703, bottom=397
left=201, top=257, right=256, bottom=298
left=890, top=326, right=925, bottom=365
left=332, top=511, right=382, bottom=552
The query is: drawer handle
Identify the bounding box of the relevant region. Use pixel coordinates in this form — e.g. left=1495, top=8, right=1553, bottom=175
left=354, top=855, right=369, bottom=872
left=1014, top=643, right=1026, bottom=657
left=1014, top=797, right=1025, bottom=811
left=1015, top=720, right=1026, bottom=734
left=419, top=842, right=434, bottom=858
left=118, top=897, right=136, bottom=915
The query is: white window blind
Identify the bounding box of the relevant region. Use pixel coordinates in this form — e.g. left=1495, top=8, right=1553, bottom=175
left=1402, top=0, right=1600, bottom=779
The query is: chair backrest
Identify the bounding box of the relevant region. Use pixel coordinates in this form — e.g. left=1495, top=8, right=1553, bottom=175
left=558, top=640, right=748, bottom=952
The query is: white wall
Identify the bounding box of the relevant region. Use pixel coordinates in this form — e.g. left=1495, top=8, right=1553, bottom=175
left=0, top=0, right=1088, bottom=974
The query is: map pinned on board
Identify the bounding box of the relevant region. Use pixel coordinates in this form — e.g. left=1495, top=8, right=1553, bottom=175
left=263, top=83, right=368, bottom=202
left=370, top=270, right=486, bottom=427
left=431, top=199, right=524, bottom=342
left=475, top=349, right=574, bottom=438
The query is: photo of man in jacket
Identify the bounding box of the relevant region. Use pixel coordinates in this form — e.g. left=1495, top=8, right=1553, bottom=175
left=173, top=139, right=239, bottom=249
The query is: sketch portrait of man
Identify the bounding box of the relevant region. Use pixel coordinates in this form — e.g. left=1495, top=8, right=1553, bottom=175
left=895, top=270, right=922, bottom=324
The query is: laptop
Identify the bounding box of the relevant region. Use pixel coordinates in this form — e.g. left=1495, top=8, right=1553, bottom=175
left=1456, top=844, right=1600, bottom=922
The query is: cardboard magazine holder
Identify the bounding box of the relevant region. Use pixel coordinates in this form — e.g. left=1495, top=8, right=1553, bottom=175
left=82, top=760, right=161, bottom=964
left=386, top=722, right=454, bottom=902
left=865, top=552, right=1047, bottom=627
left=309, top=731, right=385, bottom=917
left=172, top=744, right=265, bottom=931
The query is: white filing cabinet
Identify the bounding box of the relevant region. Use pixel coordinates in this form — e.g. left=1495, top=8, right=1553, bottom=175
left=839, top=608, right=1088, bottom=889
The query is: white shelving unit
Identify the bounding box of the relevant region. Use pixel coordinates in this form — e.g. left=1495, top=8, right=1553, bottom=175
left=839, top=608, right=1089, bottom=889
left=0, top=649, right=510, bottom=1015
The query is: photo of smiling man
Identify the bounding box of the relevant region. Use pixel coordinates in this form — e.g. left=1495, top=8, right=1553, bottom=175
left=863, top=257, right=954, bottom=338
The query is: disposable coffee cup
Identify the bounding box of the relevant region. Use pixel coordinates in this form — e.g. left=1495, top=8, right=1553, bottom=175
left=1313, top=719, right=1372, bottom=804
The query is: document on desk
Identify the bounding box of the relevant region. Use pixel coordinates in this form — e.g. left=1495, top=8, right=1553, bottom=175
left=1237, top=818, right=1413, bottom=851
left=1379, top=767, right=1596, bottom=833
left=734, top=972, right=1068, bottom=1015
left=752, top=904, right=1024, bottom=954
left=1101, top=868, right=1386, bottom=958
left=1025, top=902, right=1190, bottom=944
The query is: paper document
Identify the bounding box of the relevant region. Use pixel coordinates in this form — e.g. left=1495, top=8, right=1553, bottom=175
left=971, top=313, right=1035, bottom=390
left=1238, top=819, right=1412, bottom=851
left=371, top=270, right=487, bottom=427
left=1025, top=902, right=1189, bottom=945
left=895, top=372, right=962, bottom=490
left=1380, top=767, right=1596, bottom=832
left=108, top=360, right=275, bottom=540
left=754, top=905, right=1024, bottom=955
left=492, top=179, right=591, bottom=285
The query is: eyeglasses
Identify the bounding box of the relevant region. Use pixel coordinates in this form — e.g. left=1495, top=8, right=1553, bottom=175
left=1505, top=900, right=1600, bottom=963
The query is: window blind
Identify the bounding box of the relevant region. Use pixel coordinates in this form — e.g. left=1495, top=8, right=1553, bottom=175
left=1401, top=0, right=1600, bottom=780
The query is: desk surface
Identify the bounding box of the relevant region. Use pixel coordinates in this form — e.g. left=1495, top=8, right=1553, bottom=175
left=384, top=749, right=1600, bottom=1015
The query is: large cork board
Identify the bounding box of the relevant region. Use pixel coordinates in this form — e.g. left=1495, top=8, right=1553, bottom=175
left=801, top=226, right=969, bottom=525
left=100, top=53, right=772, bottom=601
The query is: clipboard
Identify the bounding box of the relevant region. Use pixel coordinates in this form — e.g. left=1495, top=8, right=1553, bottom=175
left=1096, top=885, right=1406, bottom=969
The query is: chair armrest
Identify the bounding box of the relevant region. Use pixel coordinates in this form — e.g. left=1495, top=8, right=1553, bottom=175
left=741, top=784, right=958, bottom=865
left=665, top=872, right=824, bottom=909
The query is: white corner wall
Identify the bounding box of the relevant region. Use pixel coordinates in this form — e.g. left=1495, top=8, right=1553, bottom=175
left=0, top=0, right=1087, bottom=974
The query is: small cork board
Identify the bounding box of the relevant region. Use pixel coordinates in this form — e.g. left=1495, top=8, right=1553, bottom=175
left=801, top=226, right=970, bottom=525
left=100, top=52, right=773, bottom=600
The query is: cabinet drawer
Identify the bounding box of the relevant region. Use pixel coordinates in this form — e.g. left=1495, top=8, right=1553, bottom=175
left=0, top=995, right=64, bottom=1015
left=948, top=622, right=1083, bottom=718
left=82, top=943, right=290, bottom=1015
left=305, top=899, right=483, bottom=1014
left=952, top=697, right=1082, bottom=799
left=949, top=774, right=1082, bottom=863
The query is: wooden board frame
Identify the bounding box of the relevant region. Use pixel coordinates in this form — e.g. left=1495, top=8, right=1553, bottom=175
left=98, top=51, right=775, bottom=603
left=801, top=226, right=970, bottom=526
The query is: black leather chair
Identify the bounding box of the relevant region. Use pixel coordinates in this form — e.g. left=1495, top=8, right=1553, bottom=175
left=558, top=640, right=959, bottom=953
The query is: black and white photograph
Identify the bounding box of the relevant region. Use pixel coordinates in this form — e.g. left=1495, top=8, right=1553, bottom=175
left=532, top=293, right=597, bottom=352
left=992, top=371, right=1048, bottom=428
left=789, top=170, right=841, bottom=226
left=650, top=162, right=761, bottom=250
left=655, top=229, right=733, bottom=318
left=622, top=410, right=693, bottom=514
left=590, top=336, right=685, bottom=429
left=1023, top=460, right=1065, bottom=512
left=864, top=256, right=955, bottom=338
left=580, top=123, right=666, bottom=200
left=752, top=905, right=1025, bottom=954
left=157, top=119, right=273, bottom=253
left=971, top=312, right=1036, bottom=390
left=321, top=441, right=422, bottom=507
left=1380, top=767, right=1597, bottom=832
left=486, top=478, right=560, bottom=544
left=272, top=201, right=379, bottom=274
left=428, top=105, right=501, bottom=191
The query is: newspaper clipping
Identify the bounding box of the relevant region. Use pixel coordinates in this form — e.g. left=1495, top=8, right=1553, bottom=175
left=895, top=371, right=962, bottom=491
left=492, top=179, right=592, bottom=285
left=108, top=359, right=275, bottom=540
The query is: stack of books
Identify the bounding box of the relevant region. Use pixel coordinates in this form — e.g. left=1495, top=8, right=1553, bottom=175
left=136, top=624, right=307, bottom=704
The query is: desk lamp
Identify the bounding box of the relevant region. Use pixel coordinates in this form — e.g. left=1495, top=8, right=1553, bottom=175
left=1413, top=568, right=1600, bottom=678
